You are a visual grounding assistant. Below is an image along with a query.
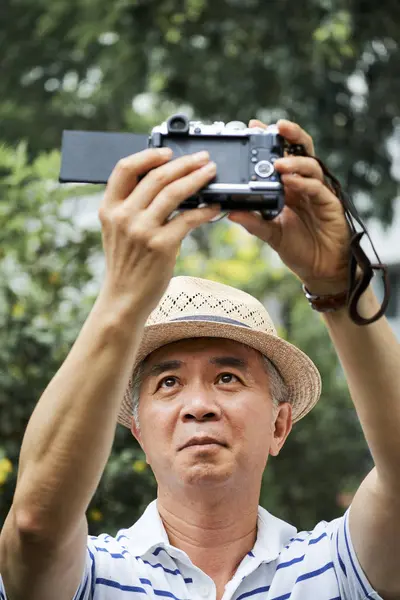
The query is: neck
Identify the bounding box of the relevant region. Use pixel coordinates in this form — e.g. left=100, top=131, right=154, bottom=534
left=157, top=485, right=260, bottom=584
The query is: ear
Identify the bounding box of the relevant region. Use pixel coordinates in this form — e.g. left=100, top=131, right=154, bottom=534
left=269, top=402, right=292, bottom=457
left=131, top=417, right=142, bottom=445
left=130, top=418, right=151, bottom=464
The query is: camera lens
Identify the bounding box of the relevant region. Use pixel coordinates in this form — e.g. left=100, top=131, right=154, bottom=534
left=254, top=160, right=274, bottom=179
left=167, top=114, right=190, bottom=134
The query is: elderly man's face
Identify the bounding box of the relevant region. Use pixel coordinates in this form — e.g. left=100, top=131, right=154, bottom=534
left=131, top=338, right=291, bottom=491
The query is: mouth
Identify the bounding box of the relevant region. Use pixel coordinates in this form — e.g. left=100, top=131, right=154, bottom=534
left=180, top=437, right=227, bottom=451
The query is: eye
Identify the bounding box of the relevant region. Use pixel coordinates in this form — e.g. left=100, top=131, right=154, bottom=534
left=217, top=372, right=240, bottom=384
left=157, top=376, right=178, bottom=390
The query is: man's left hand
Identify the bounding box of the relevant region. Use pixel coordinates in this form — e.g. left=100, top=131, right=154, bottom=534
left=228, top=119, right=351, bottom=295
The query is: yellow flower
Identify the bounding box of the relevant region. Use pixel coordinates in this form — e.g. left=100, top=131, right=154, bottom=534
left=0, top=458, right=13, bottom=486
left=89, top=508, right=103, bottom=522
left=11, top=303, right=25, bottom=318
left=132, top=460, right=147, bottom=474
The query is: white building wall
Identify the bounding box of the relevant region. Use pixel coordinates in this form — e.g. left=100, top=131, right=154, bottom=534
left=367, top=197, right=400, bottom=339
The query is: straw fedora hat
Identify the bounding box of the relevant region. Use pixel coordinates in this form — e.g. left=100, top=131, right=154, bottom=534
left=118, top=276, right=321, bottom=428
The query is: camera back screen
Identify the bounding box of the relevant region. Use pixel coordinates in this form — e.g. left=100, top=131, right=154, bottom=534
left=163, top=137, right=248, bottom=184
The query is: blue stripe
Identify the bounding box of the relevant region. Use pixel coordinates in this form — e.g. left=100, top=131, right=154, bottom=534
left=116, top=534, right=130, bottom=543
left=76, top=572, right=89, bottom=600
left=336, top=528, right=347, bottom=577
left=277, top=554, right=305, bottom=570
left=140, top=576, right=191, bottom=587
left=309, top=532, right=327, bottom=545
left=88, top=547, right=96, bottom=599
left=153, top=546, right=169, bottom=556
left=0, top=592, right=5, bottom=600
left=154, top=591, right=188, bottom=600
left=237, top=585, right=270, bottom=600
left=286, top=532, right=327, bottom=549
left=90, top=534, right=112, bottom=543
left=96, top=578, right=147, bottom=593
left=331, top=551, right=342, bottom=595
left=269, top=593, right=291, bottom=600
left=137, top=557, right=182, bottom=576
left=138, top=581, right=190, bottom=600
left=150, top=547, right=193, bottom=581
left=290, top=535, right=310, bottom=543
left=295, top=561, right=334, bottom=583
left=248, top=550, right=255, bottom=557
left=94, top=546, right=129, bottom=558
left=343, top=512, right=368, bottom=596
left=285, top=534, right=310, bottom=548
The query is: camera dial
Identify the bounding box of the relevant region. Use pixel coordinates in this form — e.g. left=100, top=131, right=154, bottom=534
left=225, top=121, right=247, bottom=131
left=254, top=160, right=274, bottom=179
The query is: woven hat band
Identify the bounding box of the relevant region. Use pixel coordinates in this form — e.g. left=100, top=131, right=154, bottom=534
left=171, top=315, right=251, bottom=328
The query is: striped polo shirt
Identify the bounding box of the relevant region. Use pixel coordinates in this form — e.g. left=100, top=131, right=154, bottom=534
left=0, top=499, right=383, bottom=600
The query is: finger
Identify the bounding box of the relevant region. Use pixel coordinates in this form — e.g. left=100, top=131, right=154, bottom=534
left=277, top=120, right=315, bottom=156
left=228, top=211, right=282, bottom=251
left=146, top=161, right=218, bottom=223
left=249, top=119, right=267, bottom=129
left=161, top=204, right=222, bottom=242
left=281, top=174, right=341, bottom=206
left=274, top=156, right=324, bottom=182
left=105, top=148, right=173, bottom=203
left=126, top=151, right=212, bottom=212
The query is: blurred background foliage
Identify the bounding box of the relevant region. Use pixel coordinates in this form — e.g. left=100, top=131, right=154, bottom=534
left=1, top=0, right=399, bottom=534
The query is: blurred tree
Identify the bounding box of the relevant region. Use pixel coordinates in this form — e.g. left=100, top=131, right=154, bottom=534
left=0, top=146, right=371, bottom=533
left=1, top=0, right=400, bottom=222
left=1, top=0, right=394, bottom=535
left=0, top=144, right=156, bottom=532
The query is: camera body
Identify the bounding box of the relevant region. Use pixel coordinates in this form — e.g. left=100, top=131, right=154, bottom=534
left=149, top=114, right=285, bottom=219
left=59, top=113, right=286, bottom=219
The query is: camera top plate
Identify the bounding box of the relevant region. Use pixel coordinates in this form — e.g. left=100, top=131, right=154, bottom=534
left=152, top=115, right=279, bottom=138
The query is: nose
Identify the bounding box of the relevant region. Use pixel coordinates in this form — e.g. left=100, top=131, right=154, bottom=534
left=181, top=386, right=222, bottom=422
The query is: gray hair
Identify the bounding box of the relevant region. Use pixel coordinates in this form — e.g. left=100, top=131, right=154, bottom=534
left=131, top=353, right=288, bottom=430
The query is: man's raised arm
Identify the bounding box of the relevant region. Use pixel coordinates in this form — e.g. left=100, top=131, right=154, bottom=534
left=0, top=147, right=218, bottom=600
left=322, top=286, right=400, bottom=600
left=229, top=117, right=400, bottom=599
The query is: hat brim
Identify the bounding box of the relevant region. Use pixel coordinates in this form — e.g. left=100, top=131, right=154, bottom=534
left=118, top=319, right=321, bottom=429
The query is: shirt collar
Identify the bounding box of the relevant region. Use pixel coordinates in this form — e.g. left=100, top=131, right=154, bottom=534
left=122, top=500, right=297, bottom=565
left=253, top=505, right=297, bottom=562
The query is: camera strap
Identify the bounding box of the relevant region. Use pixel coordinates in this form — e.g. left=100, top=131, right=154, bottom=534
left=286, top=142, right=390, bottom=326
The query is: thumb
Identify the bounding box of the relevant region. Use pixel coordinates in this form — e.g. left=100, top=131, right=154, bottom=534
left=228, top=211, right=282, bottom=251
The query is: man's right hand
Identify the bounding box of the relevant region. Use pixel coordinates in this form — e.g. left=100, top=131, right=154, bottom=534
left=98, top=148, right=219, bottom=320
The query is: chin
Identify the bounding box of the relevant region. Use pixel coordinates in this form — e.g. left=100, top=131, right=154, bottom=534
left=180, top=463, right=233, bottom=487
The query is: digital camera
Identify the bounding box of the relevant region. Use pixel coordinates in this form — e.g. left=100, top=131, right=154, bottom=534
left=59, top=113, right=286, bottom=219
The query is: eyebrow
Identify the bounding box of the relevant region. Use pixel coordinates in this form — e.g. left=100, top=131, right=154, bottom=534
left=145, top=360, right=183, bottom=379
left=209, top=356, right=249, bottom=371
left=144, top=356, right=249, bottom=380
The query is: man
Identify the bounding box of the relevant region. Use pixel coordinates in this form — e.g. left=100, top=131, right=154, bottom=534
left=0, top=119, right=399, bottom=600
